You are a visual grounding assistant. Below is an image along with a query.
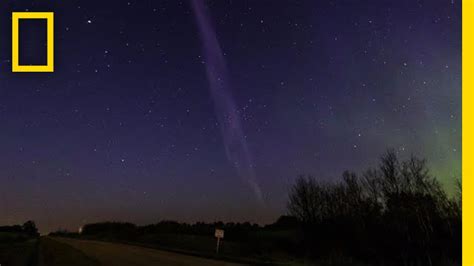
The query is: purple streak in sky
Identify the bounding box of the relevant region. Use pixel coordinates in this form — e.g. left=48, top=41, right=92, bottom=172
left=191, top=0, right=264, bottom=206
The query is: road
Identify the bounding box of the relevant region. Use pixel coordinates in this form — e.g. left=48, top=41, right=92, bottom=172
left=51, top=237, right=244, bottom=266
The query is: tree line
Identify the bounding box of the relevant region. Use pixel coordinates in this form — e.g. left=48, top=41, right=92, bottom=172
left=288, top=149, right=461, bottom=265
left=0, top=220, right=39, bottom=239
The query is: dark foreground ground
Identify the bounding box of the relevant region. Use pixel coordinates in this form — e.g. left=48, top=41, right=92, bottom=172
left=1, top=237, right=246, bottom=266
left=44, top=237, right=243, bottom=266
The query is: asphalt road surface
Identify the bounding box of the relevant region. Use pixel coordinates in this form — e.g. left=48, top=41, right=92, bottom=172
left=52, top=238, right=244, bottom=266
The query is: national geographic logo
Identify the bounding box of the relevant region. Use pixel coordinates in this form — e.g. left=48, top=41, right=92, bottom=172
left=12, top=12, right=54, bottom=73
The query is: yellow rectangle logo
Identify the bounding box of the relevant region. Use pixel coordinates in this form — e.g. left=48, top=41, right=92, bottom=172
left=12, top=12, right=54, bottom=72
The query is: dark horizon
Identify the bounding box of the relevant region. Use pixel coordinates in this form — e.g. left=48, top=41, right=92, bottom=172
left=6, top=146, right=461, bottom=235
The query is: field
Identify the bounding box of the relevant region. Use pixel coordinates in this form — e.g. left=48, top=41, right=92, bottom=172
left=0, top=236, right=254, bottom=266
left=38, top=237, right=99, bottom=266
left=51, top=237, right=243, bottom=266
left=0, top=232, right=37, bottom=266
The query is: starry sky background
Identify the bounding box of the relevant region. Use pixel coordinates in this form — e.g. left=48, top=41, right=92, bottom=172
left=0, top=0, right=461, bottom=233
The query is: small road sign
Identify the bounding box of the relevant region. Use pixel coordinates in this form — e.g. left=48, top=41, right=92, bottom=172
left=215, top=229, right=224, bottom=239
left=214, top=229, right=224, bottom=254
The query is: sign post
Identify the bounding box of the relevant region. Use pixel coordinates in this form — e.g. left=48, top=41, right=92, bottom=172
left=214, top=229, right=224, bottom=254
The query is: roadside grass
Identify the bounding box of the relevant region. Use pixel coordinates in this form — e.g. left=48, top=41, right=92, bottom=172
left=38, top=237, right=99, bottom=266
left=76, top=233, right=303, bottom=265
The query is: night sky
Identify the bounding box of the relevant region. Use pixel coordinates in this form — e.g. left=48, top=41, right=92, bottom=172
left=0, top=0, right=461, bottom=233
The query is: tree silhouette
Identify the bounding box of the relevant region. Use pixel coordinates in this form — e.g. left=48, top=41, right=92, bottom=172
left=287, top=149, right=461, bottom=265
left=22, top=220, right=39, bottom=237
